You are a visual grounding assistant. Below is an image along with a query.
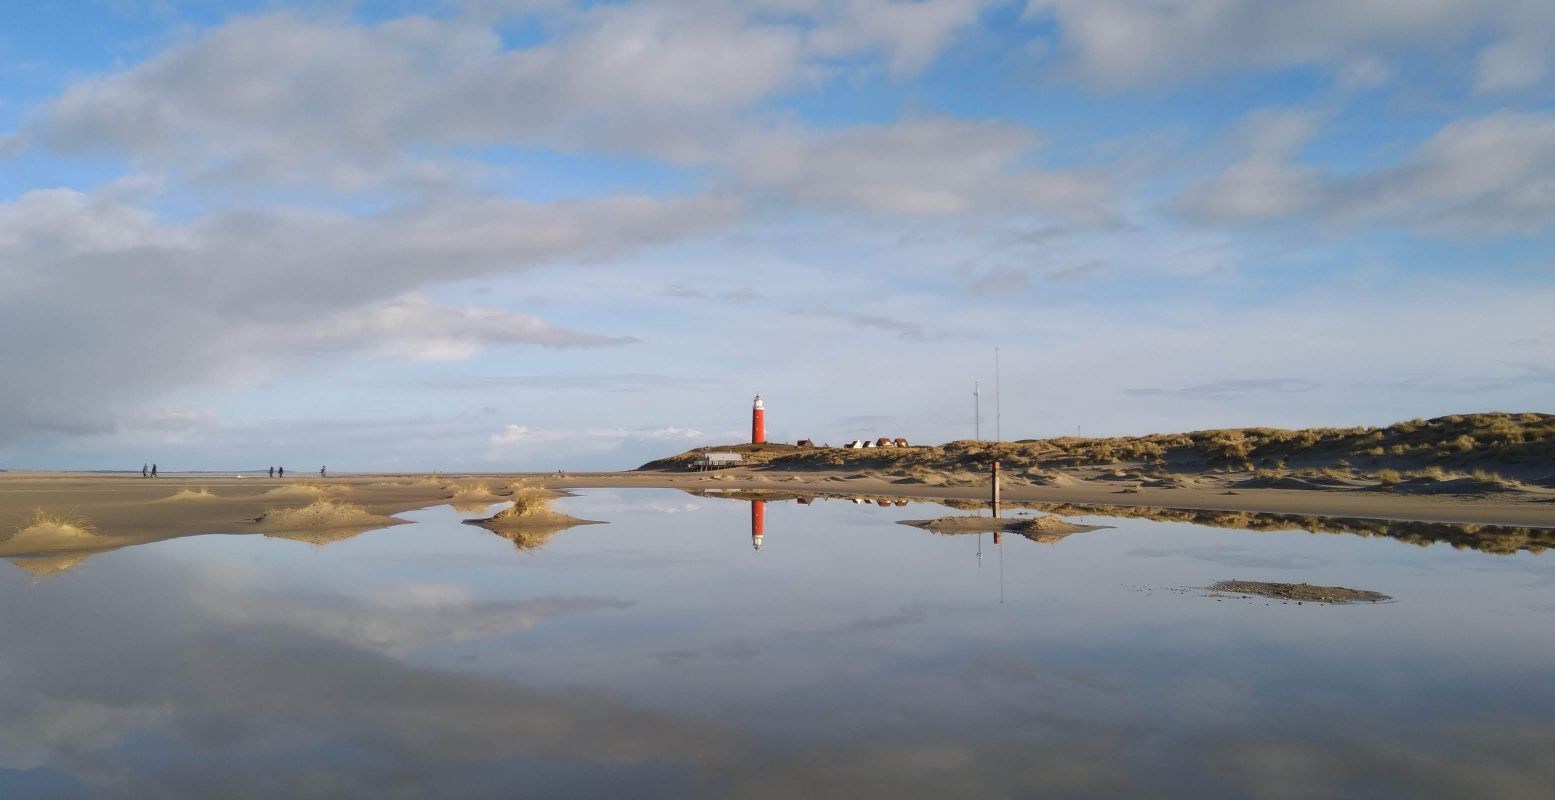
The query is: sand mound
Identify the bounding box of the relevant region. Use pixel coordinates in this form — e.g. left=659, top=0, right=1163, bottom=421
left=159, top=487, right=218, bottom=502
left=465, top=487, right=603, bottom=543
left=503, top=478, right=539, bottom=496
left=253, top=500, right=401, bottom=532
left=1022, top=472, right=1076, bottom=487
left=1, top=511, right=102, bottom=554
left=1141, top=477, right=1187, bottom=489
left=1383, top=477, right=1510, bottom=496
left=448, top=481, right=507, bottom=514
left=261, top=484, right=329, bottom=500
left=1210, top=580, right=1390, bottom=604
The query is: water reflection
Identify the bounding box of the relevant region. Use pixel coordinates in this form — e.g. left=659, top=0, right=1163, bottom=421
left=689, top=489, right=1554, bottom=556
left=3, top=491, right=1554, bottom=798
left=1027, top=502, right=1555, bottom=555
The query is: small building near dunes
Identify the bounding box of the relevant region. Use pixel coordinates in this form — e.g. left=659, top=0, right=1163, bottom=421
left=695, top=452, right=744, bottom=470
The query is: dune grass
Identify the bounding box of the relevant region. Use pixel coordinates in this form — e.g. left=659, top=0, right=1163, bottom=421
left=5, top=509, right=98, bottom=544
left=254, top=499, right=386, bottom=530
left=164, top=487, right=217, bottom=501
left=496, top=487, right=556, bottom=519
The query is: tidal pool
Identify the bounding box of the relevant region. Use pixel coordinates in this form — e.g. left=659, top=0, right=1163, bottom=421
left=2, top=489, right=1553, bottom=798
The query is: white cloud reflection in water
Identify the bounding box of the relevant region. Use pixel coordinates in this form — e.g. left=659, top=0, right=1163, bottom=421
left=1, top=491, right=1553, bottom=798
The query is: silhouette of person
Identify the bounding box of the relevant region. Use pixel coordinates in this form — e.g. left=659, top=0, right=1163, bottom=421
left=142, top=463, right=148, bottom=479
left=268, top=466, right=275, bottom=478
left=150, top=463, right=158, bottom=478
left=278, top=466, right=284, bottom=478
left=320, top=466, right=326, bottom=478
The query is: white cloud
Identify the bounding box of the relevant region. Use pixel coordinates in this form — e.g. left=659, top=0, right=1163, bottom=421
left=1174, top=110, right=1555, bottom=237
left=487, top=424, right=712, bottom=460
left=807, top=0, right=991, bottom=75
left=0, top=187, right=731, bottom=445
left=16, top=3, right=995, bottom=191
left=253, top=295, right=635, bottom=363
left=729, top=116, right=1112, bottom=218
left=1475, top=35, right=1552, bottom=94
left=24, top=9, right=803, bottom=189
left=1024, top=0, right=1555, bottom=92
left=1175, top=157, right=1325, bottom=222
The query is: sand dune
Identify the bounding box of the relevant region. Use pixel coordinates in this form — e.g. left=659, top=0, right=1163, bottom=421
left=158, top=486, right=220, bottom=502
left=252, top=499, right=403, bottom=532
left=0, top=511, right=104, bottom=555
left=465, top=487, right=603, bottom=550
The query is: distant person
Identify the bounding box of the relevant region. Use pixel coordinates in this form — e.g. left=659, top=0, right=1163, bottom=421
left=142, top=463, right=148, bottom=479
left=150, top=464, right=158, bottom=478
left=268, top=466, right=275, bottom=478
left=278, top=466, right=284, bottom=478
left=320, top=466, right=326, bottom=478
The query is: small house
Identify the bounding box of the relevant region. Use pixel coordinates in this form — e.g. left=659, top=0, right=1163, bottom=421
left=695, top=452, right=744, bottom=470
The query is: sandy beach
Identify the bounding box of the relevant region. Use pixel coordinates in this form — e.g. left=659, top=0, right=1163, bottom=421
left=0, top=473, right=465, bottom=569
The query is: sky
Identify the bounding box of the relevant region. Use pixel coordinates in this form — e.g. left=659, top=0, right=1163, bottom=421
left=1, top=0, right=1552, bottom=472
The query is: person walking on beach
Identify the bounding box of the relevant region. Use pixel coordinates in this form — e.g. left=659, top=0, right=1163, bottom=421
left=320, top=466, right=326, bottom=478
left=268, top=466, right=274, bottom=478
left=278, top=466, right=284, bottom=478
left=150, top=464, right=158, bottom=478
left=142, top=463, right=148, bottom=479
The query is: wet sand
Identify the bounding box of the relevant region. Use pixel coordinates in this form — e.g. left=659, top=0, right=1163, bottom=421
left=0, top=473, right=460, bottom=560
left=4, top=467, right=1553, bottom=565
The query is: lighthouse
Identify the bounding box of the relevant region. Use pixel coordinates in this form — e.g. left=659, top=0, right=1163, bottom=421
left=751, top=394, right=766, bottom=444
left=751, top=500, right=765, bottom=551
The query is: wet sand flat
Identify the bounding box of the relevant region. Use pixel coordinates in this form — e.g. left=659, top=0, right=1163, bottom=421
left=5, top=467, right=1553, bottom=563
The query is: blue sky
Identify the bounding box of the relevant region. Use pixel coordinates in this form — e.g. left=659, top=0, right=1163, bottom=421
left=1, top=0, right=1552, bottom=471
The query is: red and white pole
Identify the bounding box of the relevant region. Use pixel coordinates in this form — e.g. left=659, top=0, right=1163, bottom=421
left=752, top=394, right=766, bottom=444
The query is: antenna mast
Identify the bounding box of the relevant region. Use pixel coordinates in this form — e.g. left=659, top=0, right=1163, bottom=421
left=974, top=381, right=981, bottom=440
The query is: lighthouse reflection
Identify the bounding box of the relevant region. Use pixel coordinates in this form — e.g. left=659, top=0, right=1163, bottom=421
left=750, top=500, right=764, bottom=551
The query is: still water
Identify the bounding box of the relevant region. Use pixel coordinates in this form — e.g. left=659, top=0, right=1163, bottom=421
left=3, top=490, right=1553, bottom=798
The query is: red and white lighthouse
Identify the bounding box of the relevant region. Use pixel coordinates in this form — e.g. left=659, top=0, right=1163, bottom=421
left=751, top=394, right=766, bottom=444
left=751, top=499, right=765, bottom=551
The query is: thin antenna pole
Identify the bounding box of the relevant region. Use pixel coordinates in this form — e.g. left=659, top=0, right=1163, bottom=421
left=974, top=381, right=981, bottom=440
left=999, top=535, right=1005, bottom=604
left=994, top=347, right=1002, bottom=442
